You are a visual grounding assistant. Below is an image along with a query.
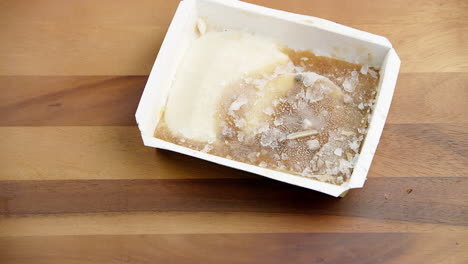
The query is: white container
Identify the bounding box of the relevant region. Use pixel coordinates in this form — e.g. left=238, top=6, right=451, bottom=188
left=135, top=0, right=400, bottom=197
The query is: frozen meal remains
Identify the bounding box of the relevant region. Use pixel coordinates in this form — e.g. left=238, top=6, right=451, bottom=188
left=155, top=20, right=380, bottom=185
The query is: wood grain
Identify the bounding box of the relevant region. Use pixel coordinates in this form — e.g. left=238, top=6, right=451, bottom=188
left=0, top=233, right=466, bottom=264
left=387, top=73, right=468, bottom=124
left=355, top=22, right=468, bottom=73
left=0, top=0, right=466, bottom=75
left=1, top=73, right=467, bottom=126
left=0, top=126, right=254, bottom=180
left=2, top=212, right=466, bottom=237
left=1, top=125, right=466, bottom=180
left=1, top=177, right=466, bottom=225
left=0, top=0, right=467, bottom=263
left=372, top=123, right=468, bottom=177
left=251, top=0, right=467, bottom=24
left=0, top=76, right=145, bottom=126
left=0, top=0, right=177, bottom=76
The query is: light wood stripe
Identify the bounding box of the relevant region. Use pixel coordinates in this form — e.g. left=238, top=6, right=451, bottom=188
left=0, top=212, right=466, bottom=237
left=1, top=124, right=466, bottom=181
left=387, top=73, right=468, bottom=124
left=0, top=24, right=465, bottom=75
left=0, top=126, right=254, bottom=180
left=0, top=0, right=176, bottom=76
left=2, top=0, right=463, bottom=26
left=1, top=178, right=466, bottom=225
left=0, top=233, right=466, bottom=264
left=354, top=23, right=468, bottom=73
left=0, top=1, right=466, bottom=75
left=252, top=0, right=466, bottom=25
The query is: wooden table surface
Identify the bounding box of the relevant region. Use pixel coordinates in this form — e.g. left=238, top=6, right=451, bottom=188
left=1, top=0, right=467, bottom=263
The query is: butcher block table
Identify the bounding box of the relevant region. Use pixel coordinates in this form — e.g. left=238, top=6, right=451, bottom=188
left=0, top=0, right=467, bottom=263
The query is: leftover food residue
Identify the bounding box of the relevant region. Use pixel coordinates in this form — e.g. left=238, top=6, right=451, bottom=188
left=155, top=21, right=380, bottom=185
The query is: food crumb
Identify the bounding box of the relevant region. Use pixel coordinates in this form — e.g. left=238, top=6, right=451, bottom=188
left=201, top=144, right=213, bottom=153
left=196, top=18, right=207, bottom=35
left=360, top=64, right=369, bottom=75
left=334, top=148, right=343, bottom=156
left=306, top=139, right=320, bottom=151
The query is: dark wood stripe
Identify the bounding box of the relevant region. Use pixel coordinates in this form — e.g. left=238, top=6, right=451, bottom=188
left=371, top=123, right=468, bottom=177
left=0, top=177, right=466, bottom=225
left=2, top=123, right=466, bottom=180
left=0, top=73, right=467, bottom=125
left=0, top=76, right=146, bottom=126
left=0, top=233, right=465, bottom=264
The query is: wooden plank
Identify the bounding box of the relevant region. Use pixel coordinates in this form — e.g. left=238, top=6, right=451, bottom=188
left=387, top=73, right=468, bottom=124
left=2, top=0, right=463, bottom=26
left=0, top=233, right=466, bottom=264
left=370, top=123, right=468, bottom=177
left=0, top=0, right=178, bottom=26
left=250, top=0, right=466, bottom=25
left=0, top=126, right=254, bottom=180
left=1, top=73, right=467, bottom=126
left=1, top=124, right=466, bottom=180
left=0, top=177, right=466, bottom=225
left=0, top=23, right=166, bottom=76
left=0, top=0, right=177, bottom=76
left=354, top=22, right=468, bottom=73
left=0, top=76, right=145, bottom=126
left=0, top=1, right=466, bottom=75
left=1, top=212, right=466, bottom=237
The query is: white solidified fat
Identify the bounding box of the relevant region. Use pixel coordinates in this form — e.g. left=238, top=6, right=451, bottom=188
left=164, top=31, right=290, bottom=142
